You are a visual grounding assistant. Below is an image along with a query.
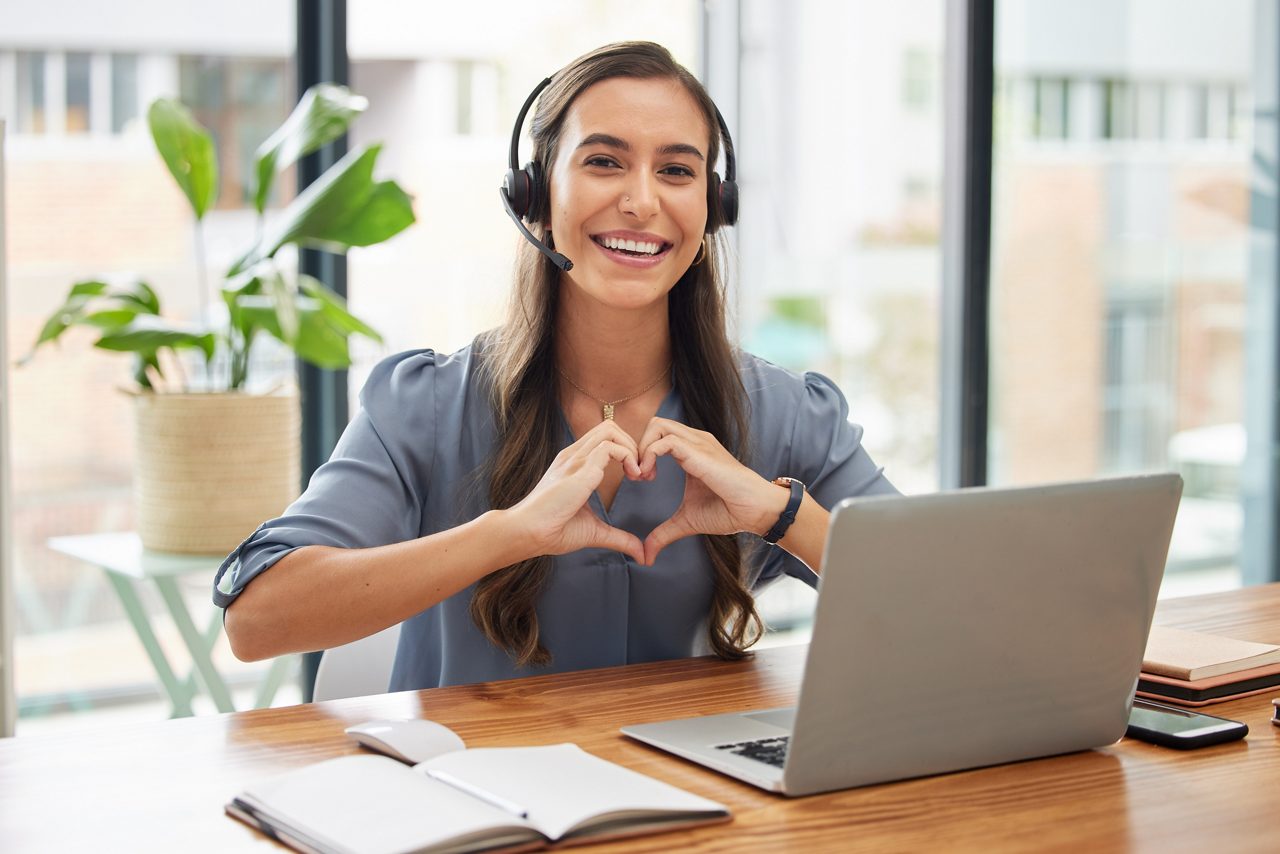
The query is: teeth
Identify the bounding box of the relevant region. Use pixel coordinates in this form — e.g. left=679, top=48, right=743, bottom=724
left=600, top=236, right=662, bottom=255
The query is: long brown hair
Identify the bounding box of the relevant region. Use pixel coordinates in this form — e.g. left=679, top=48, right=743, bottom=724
left=473, top=41, right=762, bottom=667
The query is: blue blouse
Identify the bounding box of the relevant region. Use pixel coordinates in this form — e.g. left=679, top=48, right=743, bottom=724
left=213, top=341, right=896, bottom=690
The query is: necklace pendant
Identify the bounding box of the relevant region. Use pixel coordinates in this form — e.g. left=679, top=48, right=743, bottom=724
left=602, top=403, right=615, bottom=421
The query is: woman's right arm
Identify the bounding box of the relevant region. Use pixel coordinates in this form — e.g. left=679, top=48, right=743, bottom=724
left=224, top=418, right=646, bottom=662
left=225, top=508, right=527, bottom=661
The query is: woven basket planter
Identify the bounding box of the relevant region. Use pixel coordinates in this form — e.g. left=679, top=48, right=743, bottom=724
left=133, top=389, right=301, bottom=555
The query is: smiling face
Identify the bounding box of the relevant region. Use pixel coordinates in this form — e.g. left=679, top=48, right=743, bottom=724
left=547, top=76, right=711, bottom=312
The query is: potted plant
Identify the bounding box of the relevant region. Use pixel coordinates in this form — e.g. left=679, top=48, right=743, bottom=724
left=22, top=84, right=415, bottom=554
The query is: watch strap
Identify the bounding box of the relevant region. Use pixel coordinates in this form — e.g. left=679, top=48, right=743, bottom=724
left=762, top=477, right=805, bottom=545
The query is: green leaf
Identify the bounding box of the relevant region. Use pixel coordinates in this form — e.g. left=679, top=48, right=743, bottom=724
left=290, top=307, right=352, bottom=368
left=116, top=280, right=162, bottom=315
left=148, top=98, right=219, bottom=220
left=299, top=275, right=382, bottom=342
left=25, top=293, right=99, bottom=353
left=237, top=295, right=352, bottom=368
left=70, top=280, right=110, bottom=299
left=24, top=313, right=76, bottom=359
left=263, top=268, right=300, bottom=344
left=82, top=309, right=143, bottom=330
left=229, top=143, right=415, bottom=276
left=252, top=84, right=368, bottom=214
left=19, top=279, right=155, bottom=365
left=95, top=317, right=217, bottom=361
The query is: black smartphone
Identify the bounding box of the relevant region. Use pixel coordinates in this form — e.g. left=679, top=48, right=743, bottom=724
left=1126, top=699, right=1248, bottom=749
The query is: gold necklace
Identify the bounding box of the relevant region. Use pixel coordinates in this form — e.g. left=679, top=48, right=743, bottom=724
left=558, top=363, right=672, bottom=421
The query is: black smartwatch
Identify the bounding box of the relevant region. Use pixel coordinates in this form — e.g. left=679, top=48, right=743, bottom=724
left=762, top=477, right=805, bottom=545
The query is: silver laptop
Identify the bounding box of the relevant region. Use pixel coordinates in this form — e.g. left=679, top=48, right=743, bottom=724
left=622, top=474, right=1182, bottom=796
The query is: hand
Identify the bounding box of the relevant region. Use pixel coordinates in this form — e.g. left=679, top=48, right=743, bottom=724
left=506, top=420, right=646, bottom=564
left=636, top=418, right=788, bottom=565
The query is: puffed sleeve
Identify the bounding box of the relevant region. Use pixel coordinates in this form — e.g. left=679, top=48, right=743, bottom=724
left=753, top=371, right=897, bottom=590
left=212, top=350, right=437, bottom=608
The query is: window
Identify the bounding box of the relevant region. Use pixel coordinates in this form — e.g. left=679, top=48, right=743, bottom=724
left=1134, top=82, right=1166, bottom=139
left=1193, top=83, right=1236, bottom=141
left=902, top=47, right=935, bottom=112
left=455, top=61, right=474, bottom=134
left=1032, top=77, right=1069, bottom=140
left=1102, top=79, right=1131, bottom=139
left=15, top=50, right=45, bottom=134
left=1103, top=79, right=1167, bottom=141
left=179, top=56, right=292, bottom=208
left=1102, top=293, right=1171, bottom=471
left=110, top=54, right=139, bottom=134
left=64, top=52, right=92, bottom=133
left=452, top=59, right=500, bottom=136
left=6, top=49, right=141, bottom=137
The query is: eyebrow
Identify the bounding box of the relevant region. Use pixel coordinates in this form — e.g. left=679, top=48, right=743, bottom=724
left=576, top=132, right=705, bottom=161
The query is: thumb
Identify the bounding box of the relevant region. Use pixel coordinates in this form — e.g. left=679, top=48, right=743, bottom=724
left=588, top=519, right=646, bottom=564
left=643, top=512, right=697, bottom=566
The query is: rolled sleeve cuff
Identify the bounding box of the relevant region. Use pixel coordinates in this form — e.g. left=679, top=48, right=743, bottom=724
left=212, top=524, right=305, bottom=610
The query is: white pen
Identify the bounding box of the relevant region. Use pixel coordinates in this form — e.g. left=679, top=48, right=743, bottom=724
left=427, top=769, right=530, bottom=819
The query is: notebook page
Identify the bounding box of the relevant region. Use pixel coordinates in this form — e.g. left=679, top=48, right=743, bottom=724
left=239, top=755, right=538, bottom=854
left=421, top=744, right=727, bottom=841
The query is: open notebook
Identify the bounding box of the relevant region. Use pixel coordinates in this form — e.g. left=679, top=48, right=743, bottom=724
left=227, top=743, right=728, bottom=854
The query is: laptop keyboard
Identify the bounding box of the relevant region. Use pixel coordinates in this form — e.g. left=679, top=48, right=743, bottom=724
left=715, top=736, right=790, bottom=768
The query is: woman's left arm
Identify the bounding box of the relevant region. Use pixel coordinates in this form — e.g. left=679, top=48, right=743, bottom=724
left=768, top=489, right=830, bottom=574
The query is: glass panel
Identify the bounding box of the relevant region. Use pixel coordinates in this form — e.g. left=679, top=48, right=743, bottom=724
left=991, top=0, right=1261, bottom=596
left=6, top=23, right=295, bottom=734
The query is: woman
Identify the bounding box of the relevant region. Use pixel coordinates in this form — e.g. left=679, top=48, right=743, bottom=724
left=216, top=41, right=895, bottom=690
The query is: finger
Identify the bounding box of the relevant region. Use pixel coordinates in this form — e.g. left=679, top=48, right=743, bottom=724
left=643, top=512, right=697, bottom=566
left=590, top=519, right=646, bottom=564
left=636, top=417, right=677, bottom=470
left=638, top=434, right=693, bottom=478
left=586, top=440, right=640, bottom=477
left=580, top=421, right=642, bottom=477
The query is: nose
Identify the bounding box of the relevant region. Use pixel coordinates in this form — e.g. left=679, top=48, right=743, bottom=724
left=619, top=171, right=660, bottom=219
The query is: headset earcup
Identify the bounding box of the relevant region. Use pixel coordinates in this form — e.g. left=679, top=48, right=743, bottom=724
left=502, top=167, right=529, bottom=220
left=718, top=177, right=739, bottom=228
left=522, top=161, right=544, bottom=224
left=706, top=173, right=739, bottom=233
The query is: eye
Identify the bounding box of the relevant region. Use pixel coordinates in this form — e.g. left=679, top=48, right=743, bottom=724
left=585, top=155, right=620, bottom=169
left=661, top=164, right=696, bottom=179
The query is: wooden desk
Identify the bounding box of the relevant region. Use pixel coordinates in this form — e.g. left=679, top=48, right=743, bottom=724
left=2, top=585, right=1278, bottom=852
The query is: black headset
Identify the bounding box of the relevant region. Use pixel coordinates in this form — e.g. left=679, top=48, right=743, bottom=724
left=499, top=75, right=739, bottom=273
